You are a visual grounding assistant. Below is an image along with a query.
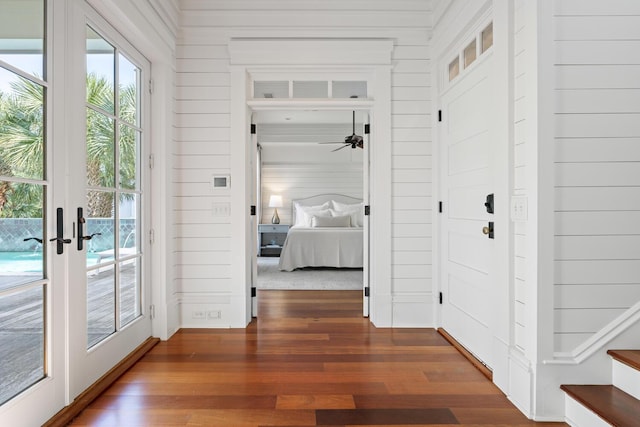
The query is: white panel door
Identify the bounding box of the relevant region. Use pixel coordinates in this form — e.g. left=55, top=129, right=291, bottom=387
left=440, top=55, right=495, bottom=367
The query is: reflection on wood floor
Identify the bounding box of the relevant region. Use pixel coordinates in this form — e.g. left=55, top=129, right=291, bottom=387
left=68, top=290, right=568, bottom=427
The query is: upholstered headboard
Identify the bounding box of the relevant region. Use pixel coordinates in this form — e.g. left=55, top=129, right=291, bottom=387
left=291, top=193, right=362, bottom=226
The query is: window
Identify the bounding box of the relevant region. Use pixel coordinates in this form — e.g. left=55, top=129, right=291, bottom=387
left=449, top=57, right=460, bottom=81
left=254, top=81, right=289, bottom=98
left=0, top=0, right=47, bottom=406
left=332, top=81, right=367, bottom=98
left=293, top=81, right=327, bottom=98
left=464, top=39, right=477, bottom=68
left=85, top=25, right=143, bottom=347
left=447, top=21, right=492, bottom=83
left=253, top=79, right=368, bottom=99
left=481, top=22, right=493, bottom=53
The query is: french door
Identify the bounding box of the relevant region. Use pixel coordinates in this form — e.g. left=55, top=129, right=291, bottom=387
left=0, top=2, right=151, bottom=424
left=0, top=1, right=66, bottom=425
left=66, top=3, right=152, bottom=398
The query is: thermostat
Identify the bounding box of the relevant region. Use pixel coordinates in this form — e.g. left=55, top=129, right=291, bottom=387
left=212, top=175, right=230, bottom=189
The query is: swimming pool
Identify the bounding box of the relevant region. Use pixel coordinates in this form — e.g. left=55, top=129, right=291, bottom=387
left=0, top=252, right=100, bottom=274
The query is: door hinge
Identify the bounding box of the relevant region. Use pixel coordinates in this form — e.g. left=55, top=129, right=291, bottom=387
left=149, top=153, right=155, bottom=169
left=364, top=205, right=370, bottom=216
left=148, top=79, right=154, bottom=95
left=250, top=205, right=256, bottom=216
left=250, top=124, right=256, bottom=134
left=438, top=201, right=443, bottom=213
left=439, top=292, right=443, bottom=304
left=364, top=124, right=370, bottom=134
left=438, top=110, right=442, bottom=122
left=149, top=304, right=155, bottom=319
left=149, top=228, right=155, bottom=244
left=364, top=287, right=370, bottom=297
left=251, top=287, right=257, bottom=297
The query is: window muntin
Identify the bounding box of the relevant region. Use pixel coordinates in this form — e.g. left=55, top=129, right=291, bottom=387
left=447, top=21, right=493, bottom=83
left=0, top=0, right=47, bottom=406
left=85, top=26, right=143, bottom=348
left=0, top=0, right=45, bottom=78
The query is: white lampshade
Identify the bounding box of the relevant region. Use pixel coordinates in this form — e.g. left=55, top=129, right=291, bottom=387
left=268, top=195, right=283, bottom=208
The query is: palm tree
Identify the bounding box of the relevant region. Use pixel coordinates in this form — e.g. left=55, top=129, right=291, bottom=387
left=0, top=76, right=44, bottom=218
left=0, top=72, right=137, bottom=218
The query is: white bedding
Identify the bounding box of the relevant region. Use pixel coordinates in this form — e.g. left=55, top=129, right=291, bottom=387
left=278, top=227, right=363, bottom=271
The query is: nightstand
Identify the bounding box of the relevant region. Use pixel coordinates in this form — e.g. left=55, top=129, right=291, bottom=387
left=258, top=224, right=290, bottom=257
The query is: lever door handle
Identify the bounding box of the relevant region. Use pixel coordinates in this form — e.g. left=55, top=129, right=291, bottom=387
left=50, top=237, right=72, bottom=244
left=24, top=237, right=43, bottom=244
left=82, top=232, right=101, bottom=241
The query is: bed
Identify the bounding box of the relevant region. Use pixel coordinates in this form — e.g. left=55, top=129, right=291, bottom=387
left=278, top=194, right=364, bottom=272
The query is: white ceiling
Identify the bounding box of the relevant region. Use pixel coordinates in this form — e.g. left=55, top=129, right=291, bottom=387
left=254, top=110, right=368, bottom=145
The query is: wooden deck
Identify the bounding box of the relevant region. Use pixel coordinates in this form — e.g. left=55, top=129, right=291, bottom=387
left=67, top=290, right=568, bottom=427
left=0, top=262, right=139, bottom=405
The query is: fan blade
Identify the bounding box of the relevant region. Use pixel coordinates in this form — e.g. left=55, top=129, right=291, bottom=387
left=331, top=144, right=350, bottom=152
left=318, top=141, right=344, bottom=144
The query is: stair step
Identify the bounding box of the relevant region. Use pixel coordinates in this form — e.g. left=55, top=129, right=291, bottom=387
left=607, top=350, right=640, bottom=371
left=561, top=384, right=640, bottom=427
left=608, top=350, right=640, bottom=400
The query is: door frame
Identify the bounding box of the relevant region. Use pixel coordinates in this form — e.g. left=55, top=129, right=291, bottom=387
left=229, top=39, right=393, bottom=327
left=249, top=107, right=372, bottom=317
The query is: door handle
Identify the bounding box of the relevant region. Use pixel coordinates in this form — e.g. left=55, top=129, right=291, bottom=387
left=482, top=221, right=494, bottom=239
left=24, top=237, right=43, bottom=244
left=50, top=207, right=71, bottom=254
left=82, top=233, right=102, bottom=241
left=76, top=207, right=101, bottom=250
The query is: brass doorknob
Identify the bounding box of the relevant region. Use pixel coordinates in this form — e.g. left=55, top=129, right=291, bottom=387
left=482, top=226, right=490, bottom=235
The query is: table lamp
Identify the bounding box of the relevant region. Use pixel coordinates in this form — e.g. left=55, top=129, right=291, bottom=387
left=269, top=195, right=283, bottom=224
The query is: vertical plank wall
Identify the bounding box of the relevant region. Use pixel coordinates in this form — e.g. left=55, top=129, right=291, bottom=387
left=553, top=0, right=640, bottom=353
left=174, top=0, right=433, bottom=326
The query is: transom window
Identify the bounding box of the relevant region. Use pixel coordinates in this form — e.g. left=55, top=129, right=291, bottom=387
left=448, top=21, right=493, bottom=82
left=253, top=80, right=368, bottom=99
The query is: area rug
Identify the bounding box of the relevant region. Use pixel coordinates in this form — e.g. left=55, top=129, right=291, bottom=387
left=257, top=257, right=363, bottom=290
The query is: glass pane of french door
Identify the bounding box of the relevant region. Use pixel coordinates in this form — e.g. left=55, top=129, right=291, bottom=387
left=0, top=0, right=48, bottom=406
left=85, top=25, right=142, bottom=349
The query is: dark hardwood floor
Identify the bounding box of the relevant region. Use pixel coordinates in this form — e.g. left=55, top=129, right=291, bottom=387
left=68, top=290, right=568, bottom=426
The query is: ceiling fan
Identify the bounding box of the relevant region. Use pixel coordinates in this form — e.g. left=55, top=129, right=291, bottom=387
left=318, top=111, right=364, bottom=152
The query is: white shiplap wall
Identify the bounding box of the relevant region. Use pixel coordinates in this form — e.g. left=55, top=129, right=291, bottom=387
left=175, top=0, right=433, bottom=326
left=553, top=0, right=640, bottom=353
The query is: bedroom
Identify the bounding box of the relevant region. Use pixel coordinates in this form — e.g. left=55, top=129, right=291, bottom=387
left=254, top=109, right=368, bottom=294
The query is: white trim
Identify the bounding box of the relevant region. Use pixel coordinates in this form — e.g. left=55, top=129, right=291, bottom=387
left=228, top=39, right=394, bottom=66
left=229, top=38, right=393, bottom=327
left=546, top=300, right=640, bottom=365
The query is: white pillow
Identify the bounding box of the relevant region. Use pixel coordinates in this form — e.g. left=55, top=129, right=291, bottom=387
left=293, top=202, right=330, bottom=227
left=331, top=200, right=363, bottom=212
left=312, top=214, right=351, bottom=227
left=330, top=203, right=363, bottom=227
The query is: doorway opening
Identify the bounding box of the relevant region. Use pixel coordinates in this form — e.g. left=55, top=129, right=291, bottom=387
left=252, top=108, right=370, bottom=316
